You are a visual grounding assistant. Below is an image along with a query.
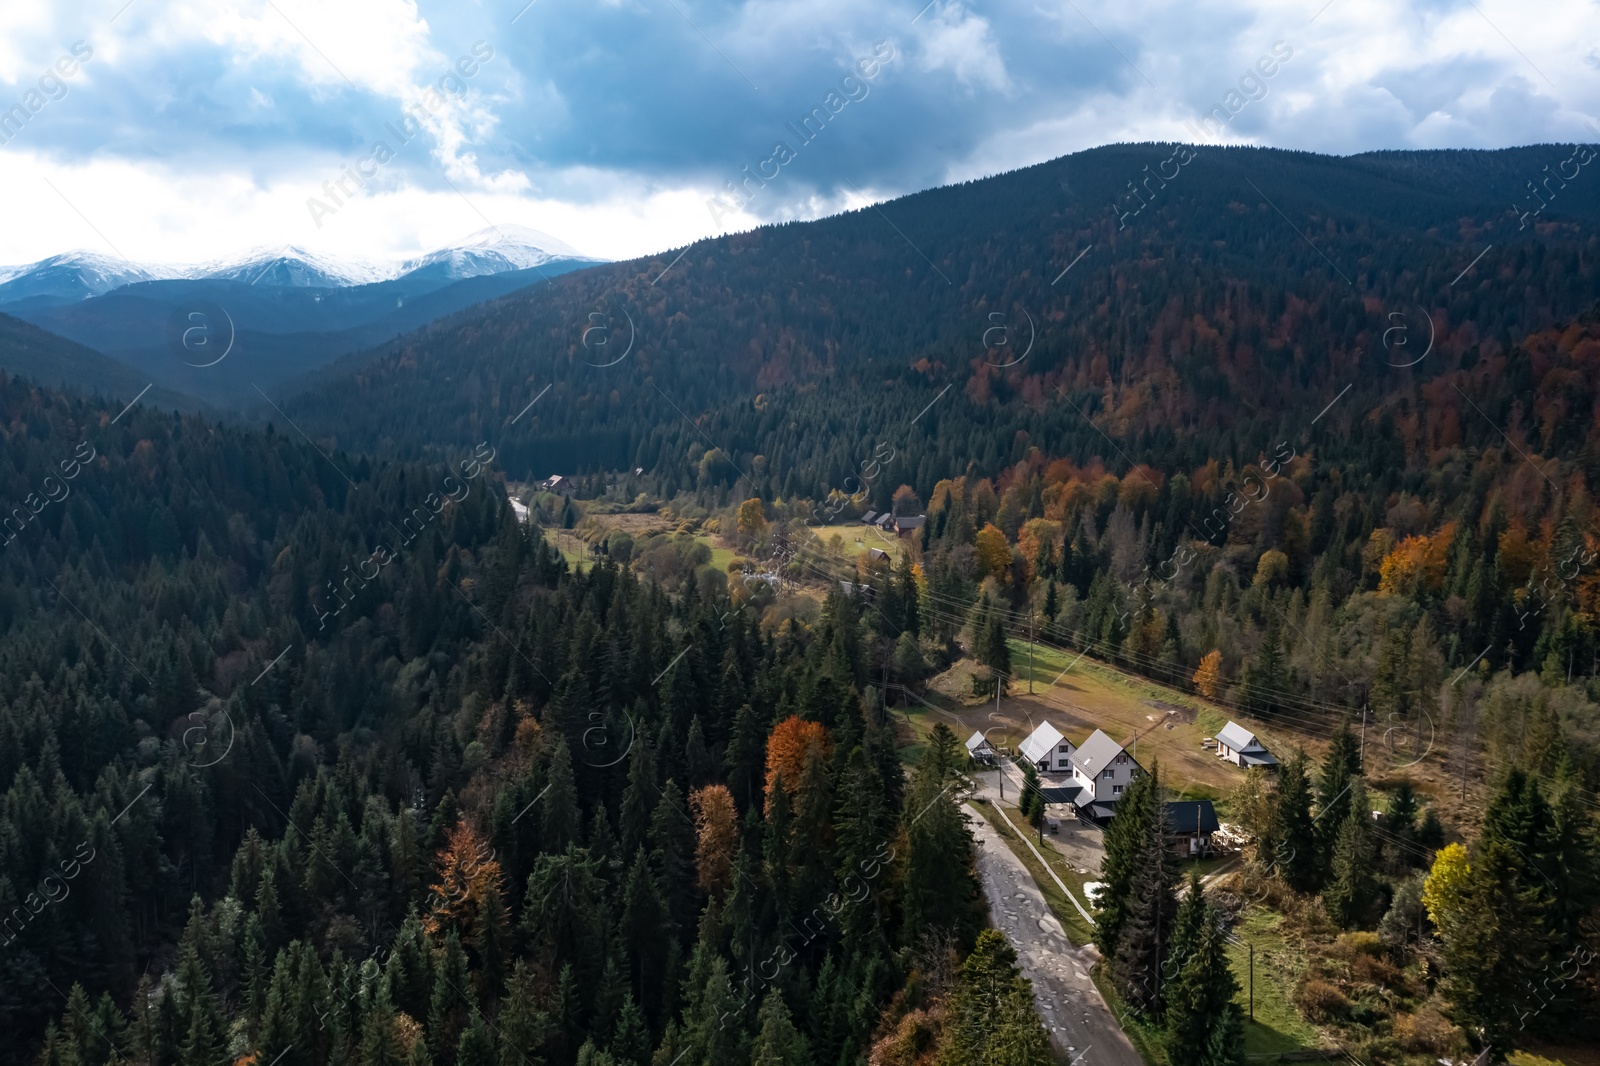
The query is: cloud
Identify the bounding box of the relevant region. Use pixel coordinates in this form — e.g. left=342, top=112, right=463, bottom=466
left=0, top=0, right=1597, bottom=266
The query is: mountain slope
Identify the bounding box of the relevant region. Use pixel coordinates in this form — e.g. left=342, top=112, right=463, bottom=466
left=6, top=258, right=597, bottom=407
left=0, top=312, right=203, bottom=411
left=275, top=143, right=1600, bottom=490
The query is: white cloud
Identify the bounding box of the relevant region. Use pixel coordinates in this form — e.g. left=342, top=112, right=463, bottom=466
left=913, top=4, right=1011, bottom=93
left=2, top=0, right=1599, bottom=267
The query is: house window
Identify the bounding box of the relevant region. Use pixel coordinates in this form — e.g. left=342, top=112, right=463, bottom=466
left=1113, top=785, right=1123, bottom=796
left=1101, top=769, right=1114, bottom=780
left=1115, top=754, right=1127, bottom=764
left=1058, top=744, right=1070, bottom=752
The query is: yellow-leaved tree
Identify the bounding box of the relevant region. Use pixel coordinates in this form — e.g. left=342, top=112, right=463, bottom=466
left=1421, top=842, right=1471, bottom=942
left=1193, top=649, right=1224, bottom=700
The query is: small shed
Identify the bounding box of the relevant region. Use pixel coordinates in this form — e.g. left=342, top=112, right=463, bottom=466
left=965, top=731, right=998, bottom=763
left=1216, top=721, right=1279, bottom=769
left=1164, top=800, right=1220, bottom=856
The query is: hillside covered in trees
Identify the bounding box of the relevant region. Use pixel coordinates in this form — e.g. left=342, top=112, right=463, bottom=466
left=0, top=375, right=1054, bottom=1066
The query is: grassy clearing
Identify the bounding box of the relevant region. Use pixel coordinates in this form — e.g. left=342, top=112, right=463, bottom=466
left=1225, top=909, right=1322, bottom=1057
left=929, top=637, right=1252, bottom=801
left=543, top=529, right=592, bottom=568
left=692, top=533, right=737, bottom=572
left=967, top=797, right=1097, bottom=946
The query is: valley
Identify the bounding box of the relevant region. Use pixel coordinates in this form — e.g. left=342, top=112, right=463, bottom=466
left=1, top=141, right=1598, bottom=1066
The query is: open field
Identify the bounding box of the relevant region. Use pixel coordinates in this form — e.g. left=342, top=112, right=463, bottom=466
left=929, top=636, right=1479, bottom=830
left=1225, top=909, right=1323, bottom=1057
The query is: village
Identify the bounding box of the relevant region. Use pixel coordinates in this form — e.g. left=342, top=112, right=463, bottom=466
left=965, top=716, right=1278, bottom=859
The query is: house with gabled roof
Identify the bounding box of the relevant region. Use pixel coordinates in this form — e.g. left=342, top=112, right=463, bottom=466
left=1068, top=728, right=1144, bottom=819
left=965, top=731, right=998, bottom=763
left=1164, top=800, right=1220, bottom=856
left=1216, top=721, right=1278, bottom=770
left=1018, top=721, right=1075, bottom=774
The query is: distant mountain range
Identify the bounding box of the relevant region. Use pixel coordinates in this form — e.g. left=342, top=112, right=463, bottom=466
left=267, top=144, right=1600, bottom=490
left=0, top=225, right=598, bottom=307
left=0, top=225, right=604, bottom=407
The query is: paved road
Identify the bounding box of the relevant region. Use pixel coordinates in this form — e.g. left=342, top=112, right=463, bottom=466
left=970, top=813, right=1145, bottom=1066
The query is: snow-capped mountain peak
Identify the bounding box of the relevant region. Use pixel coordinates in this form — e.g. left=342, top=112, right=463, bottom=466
left=0, top=250, right=185, bottom=307
left=397, top=225, right=599, bottom=281
left=196, top=245, right=396, bottom=288
left=0, top=227, right=602, bottom=307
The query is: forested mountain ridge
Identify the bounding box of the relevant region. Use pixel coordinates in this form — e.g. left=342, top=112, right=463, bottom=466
left=0, top=377, right=1017, bottom=1066
left=277, top=143, right=1600, bottom=492
left=0, top=315, right=202, bottom=413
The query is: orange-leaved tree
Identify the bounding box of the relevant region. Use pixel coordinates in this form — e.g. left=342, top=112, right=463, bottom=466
left=425, top=818, right=505, bottom=937
left=690, top=783, right=739, bottom=894
left=765, top=716, right=830, bottom=815
left=1192, top=649, right=1224, bottom=700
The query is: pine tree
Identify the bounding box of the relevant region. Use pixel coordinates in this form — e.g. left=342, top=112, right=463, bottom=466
left=455, top=1013, right=496, bottom=1066
left=902, top=726, right=985, bottom=949
left=1017, top=759, right=1044, bottom=830
left=1322, top=782, right=1377, bottom=927
left=1266, top=749, right=1317, bottom=893
left=935, top=930, right=1051, bottom=1066
left=724, top=704, right=766, bottom=814
left=1165, top=880, right=1242, bottom=1066
left=541, top=739, right=581, bottom=854
left=1105, top=764, right=1178, bottom=1016
left=498, top=962, right=551, bottom=1066
left=1313, top=724, right=1362, bottom=887
left=750, top=989, right=812, bottom=1066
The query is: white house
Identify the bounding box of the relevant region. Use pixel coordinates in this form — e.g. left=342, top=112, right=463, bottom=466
left=1216, top=721, right=1279, bottom=770
left=1069, top=729, right=1144, bottom=817
left=1018, top=722, right=1075, bottom=774
left=965, top=731, right=998, bottom=763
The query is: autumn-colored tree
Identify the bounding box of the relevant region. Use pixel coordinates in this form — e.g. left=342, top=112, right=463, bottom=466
left=892, top=484, right=923, bottom=516
left=425, top=819, right=506, bottom=937
left=690, top=784, right=738, bottom=894
left=736, top=498, right=767, bottom=540
left=973, top=523, right=1012, bottom=579
left=1421, top=842, right=1471, bottom=942
left=1252, top=549, right=1289, bottom=589
left=765, top=716, right=831, bottom=815
left=1192, top=650, right=1224, bottom=700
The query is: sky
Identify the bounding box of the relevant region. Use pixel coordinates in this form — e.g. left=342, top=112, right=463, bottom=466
left=0, top=0, right=1597, bottom=268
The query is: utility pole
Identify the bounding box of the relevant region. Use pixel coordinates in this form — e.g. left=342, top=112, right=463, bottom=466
left=1358, top=703, right=1368, bottom=773
left=1249, top=944, right=1255, bottom=1020
left=1028, top=605, right=1035, bottom=694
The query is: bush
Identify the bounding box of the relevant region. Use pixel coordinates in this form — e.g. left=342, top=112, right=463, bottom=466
left=1394, top=1007, right=1463, bottom=1055
left=1351, top=953, right=1405, bottom=991
left=868, top=1008, right=941, bottom=1066
left=1330, top=930, right=1386, bottom=962
left=1296, top=978, right=1351, bottom=1022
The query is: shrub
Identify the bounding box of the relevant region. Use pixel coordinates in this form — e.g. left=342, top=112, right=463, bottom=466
left=868, top=1008, right=941, bottom=1066
left=1394, top=1007, right=1463, bottom=1055
left=1351, top=953, right=1405, bottom=991
left=1330, top=930, right=1386, bottom=962
left=1296, top=978, right=1351, bottom=1022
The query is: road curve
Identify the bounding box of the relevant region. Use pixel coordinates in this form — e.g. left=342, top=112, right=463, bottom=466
left=968, top=810, right=1147, bottom=1066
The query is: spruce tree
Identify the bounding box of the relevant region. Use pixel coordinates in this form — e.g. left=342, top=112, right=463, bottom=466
left=1165, top=882, right=1242, bottom=1066
left=1105, top=764, right=1178, bottom=1016
left=750, top=989, right=812, bottom=1066
left=1267, top=749, right=1317, bottom=893
left=1322, top=782, right=1377, bottom=927
left=935, top=930, right=1051, bottom=1066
